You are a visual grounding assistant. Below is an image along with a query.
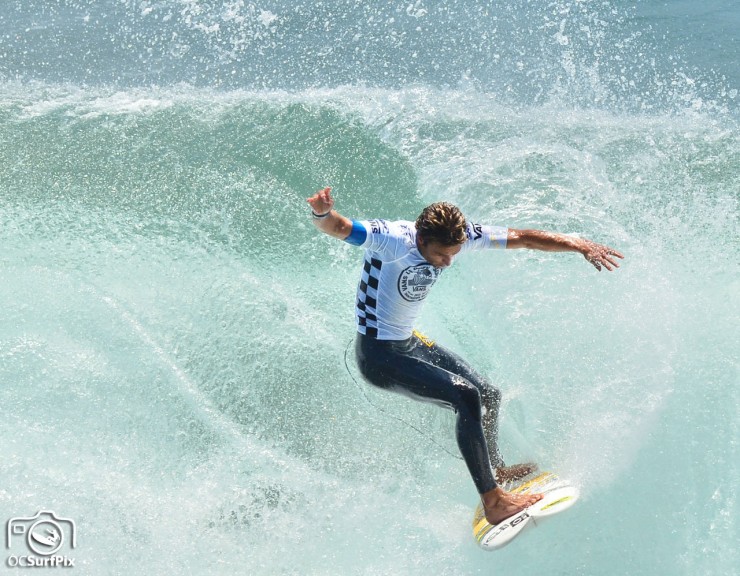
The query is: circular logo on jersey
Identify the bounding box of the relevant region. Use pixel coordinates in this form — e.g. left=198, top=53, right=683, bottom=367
left=397, top=264, right=441, bottom=302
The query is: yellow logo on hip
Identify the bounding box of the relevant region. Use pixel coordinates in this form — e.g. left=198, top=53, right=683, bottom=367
left=413, top=330, right=435, bottom=348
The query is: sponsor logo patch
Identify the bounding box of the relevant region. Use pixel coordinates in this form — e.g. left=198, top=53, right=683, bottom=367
left=397, top=264, right=440, bottom=302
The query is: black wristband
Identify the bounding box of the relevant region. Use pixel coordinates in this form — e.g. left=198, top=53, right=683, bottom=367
left=311, top=210, right=331, bottom=219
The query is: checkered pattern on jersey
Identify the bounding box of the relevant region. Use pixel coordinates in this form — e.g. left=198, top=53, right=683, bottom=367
left=356, top=256, right=382, bottom=338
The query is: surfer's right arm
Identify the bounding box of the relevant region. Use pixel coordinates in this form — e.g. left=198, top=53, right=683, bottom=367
left=306, top=187, right=353, bottom=240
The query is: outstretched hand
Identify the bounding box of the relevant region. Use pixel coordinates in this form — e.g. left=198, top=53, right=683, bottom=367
left=306, top=186, right=334, bottom=216
left=580, top=239, right=624, bottom=271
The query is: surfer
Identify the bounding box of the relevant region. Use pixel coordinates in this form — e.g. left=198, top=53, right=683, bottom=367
left=307, top=187, right=623, bottom=525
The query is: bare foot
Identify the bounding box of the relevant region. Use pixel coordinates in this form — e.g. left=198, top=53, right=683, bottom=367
left=481, top=486, right=544, bottom=525
left=495, top=462, right=538, bottom=484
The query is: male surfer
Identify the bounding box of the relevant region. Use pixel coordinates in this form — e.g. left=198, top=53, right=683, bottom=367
left=307, top=187, right=623, bottom=525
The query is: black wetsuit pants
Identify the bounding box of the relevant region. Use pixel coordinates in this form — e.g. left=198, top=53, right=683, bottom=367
left=355, top=331, right=503, bottom=494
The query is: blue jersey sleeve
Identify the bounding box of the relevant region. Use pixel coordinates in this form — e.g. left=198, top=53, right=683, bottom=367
left=344, top=219, right=414, bottom=259
left=345, top=220, right=368, bottom=246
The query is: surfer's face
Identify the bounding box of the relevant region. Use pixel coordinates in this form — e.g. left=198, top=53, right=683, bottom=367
left=417, top=237, right=462, bottom=268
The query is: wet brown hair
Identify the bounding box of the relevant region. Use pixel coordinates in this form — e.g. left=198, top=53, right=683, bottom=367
left=415, top=202, right=467, bottom=246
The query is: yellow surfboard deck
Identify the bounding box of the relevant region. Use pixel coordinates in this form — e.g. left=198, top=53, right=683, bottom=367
left=472, top=471, right=579, bottom=550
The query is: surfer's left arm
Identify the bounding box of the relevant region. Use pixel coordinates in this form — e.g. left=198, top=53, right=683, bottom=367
left=306, top=187, right=353, bottom=240
left=506, top=228, right=624, bottom=271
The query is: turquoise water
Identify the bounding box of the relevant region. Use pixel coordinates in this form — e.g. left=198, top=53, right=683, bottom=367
left=1, top=2, right=737, bottom=575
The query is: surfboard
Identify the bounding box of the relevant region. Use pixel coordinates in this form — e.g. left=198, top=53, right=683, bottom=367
left=472, top=471, right=579, bottom=550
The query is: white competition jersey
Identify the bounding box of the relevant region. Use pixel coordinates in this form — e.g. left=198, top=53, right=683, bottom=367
left=345, top=219, right=508, bottom=340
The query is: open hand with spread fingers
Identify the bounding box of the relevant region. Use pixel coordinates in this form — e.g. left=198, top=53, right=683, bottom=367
left=580, top=240, right=624, bottom=271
